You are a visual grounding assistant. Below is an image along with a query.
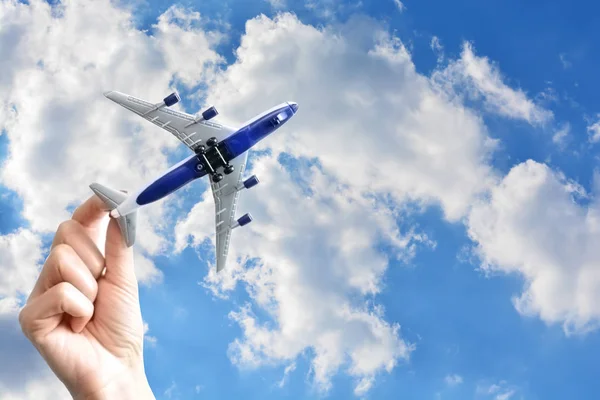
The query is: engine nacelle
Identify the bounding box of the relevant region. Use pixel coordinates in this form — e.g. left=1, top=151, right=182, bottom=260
left=233, top=213, right=252, bottom=229
left=202, top=106, right=218, bottom=121
left=163, top=92, right=180, bottom=107
left=243, top=175, right=260, bottom=189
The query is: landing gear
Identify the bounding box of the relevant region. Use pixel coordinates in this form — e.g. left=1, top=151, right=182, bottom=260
left=224, top=164, right=235, bottom=175
left=195, top=139, right=233, bottom=183
left=212, top=173, right=223, bottom=183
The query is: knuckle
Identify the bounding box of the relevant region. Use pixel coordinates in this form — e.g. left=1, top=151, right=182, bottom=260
left=55, top=220, right=79, bottom=240
left=50, top=244, right=74, bottom=273
left=18, top=307, right=31, bottom=337
left=50, top=243, right=75, bottom=263
left=55, top=281, right=74, bottom=298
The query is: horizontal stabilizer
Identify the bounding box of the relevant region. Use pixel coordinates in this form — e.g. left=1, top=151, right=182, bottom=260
left=90, top=183, right=127, bottom=209
left=89, top=182, right=137, bottom=247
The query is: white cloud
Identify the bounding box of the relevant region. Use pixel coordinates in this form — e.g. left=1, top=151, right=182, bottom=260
left=174, top=12, right=510, bottom=395
left=393, top=0, right=406, bottom=12
left=206, top=15, right=498, bottom=222
left=277, top=362, right=296, bottom=388
left=143, top=321, right=158, bottom=347
left=444, top=374, right=463, bottom=386
left=586, top=114, right=600, bottom=143
left=468, top=160, right=600, bottom=334
left=430, top=36, right=444, bottom=63
left=432, top=42, right=553, bottom=125
left=0, top=229, right=43, bottom=298
left=0, top=376, right=70, bottom=400
left=266, top=0, right=287, bottom=9
left=552, top=122, right=570, bottom=147
left=476, top=381, right=517, bottom=400
left=353, top=375, right=375, bottom=396
left=0, top=0, right=226, bottom=285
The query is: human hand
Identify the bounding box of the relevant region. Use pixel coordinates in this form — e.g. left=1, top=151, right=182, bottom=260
left=19, top=195, right=155, bottom=400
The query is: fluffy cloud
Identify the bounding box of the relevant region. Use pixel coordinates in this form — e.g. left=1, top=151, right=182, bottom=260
left=468, top=160, right=600, bottom=334
left=173, top=12, right=530, bottom=395
left=143, top=321, right=158, bottom=347
left=586, top=114, right=600, bottom=143
left=0, top=0, right=225, bottom=284
left=0, top=229, right=43, bottom=298
left=0, top=0, right=223, bottom=397
left=207, top=14, right=498, bottom=222
left=393, top=0, right=406, bottom=12
left=179, top=154, right=419, bottom=393
left=432, top=42, right=553, bottom=125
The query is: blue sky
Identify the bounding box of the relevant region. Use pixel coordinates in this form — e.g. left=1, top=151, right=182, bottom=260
left=2, top=0, right=600, bottom=399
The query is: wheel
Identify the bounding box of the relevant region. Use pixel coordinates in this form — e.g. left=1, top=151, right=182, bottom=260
left=212, top=173, right=223, bottom=183
left=224, top=164, right=234, bottom=175
left=195, top=145, right=206, bottom=154
left=207, top=137, right=218, bottom=147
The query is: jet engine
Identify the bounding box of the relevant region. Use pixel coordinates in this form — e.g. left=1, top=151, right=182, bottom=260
left=243, top=175, right=259, bottom=189
left=236, top=175, right=259, bottom=192
left=163, top=92, right=180, bottom=107
left=232, top=213, right=252, bottom=229
left=185, top=106, right=219, bottom=128
left=202, top=106, right=218, bottom=121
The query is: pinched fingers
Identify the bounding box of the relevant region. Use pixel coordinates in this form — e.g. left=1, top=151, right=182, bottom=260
left=51, top=219, right=105, bottom=279
left=29, top=244, right=99, bottom=302
left=26, top=239, right=100, bottom=335
left=19, top=282, right=94, bottom=342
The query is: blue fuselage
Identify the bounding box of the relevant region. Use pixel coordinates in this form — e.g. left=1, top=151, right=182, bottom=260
left=135, top=102, right=298, bottom=206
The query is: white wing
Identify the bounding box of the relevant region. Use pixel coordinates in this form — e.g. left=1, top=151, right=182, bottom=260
left=211, top=152, right=249, bottom=272
left=104, top=91, right=235, bottom=151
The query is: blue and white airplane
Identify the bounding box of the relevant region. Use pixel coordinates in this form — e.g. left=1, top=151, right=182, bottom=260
left=91, top=91, right=298, bottom=272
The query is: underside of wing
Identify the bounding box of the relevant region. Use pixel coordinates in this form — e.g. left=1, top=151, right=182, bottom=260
left=211, top=152, right=252, bottom=272
left=104, top=90, right=236, bottom=152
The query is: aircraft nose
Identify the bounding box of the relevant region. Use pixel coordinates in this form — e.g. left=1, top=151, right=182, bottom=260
left=288, top=102, right=299, bottom=114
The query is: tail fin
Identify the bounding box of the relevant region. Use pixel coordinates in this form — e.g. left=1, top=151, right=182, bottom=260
left=89, top=183, right=137, bottom=247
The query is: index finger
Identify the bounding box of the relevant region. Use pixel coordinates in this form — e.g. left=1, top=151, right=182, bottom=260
left=71, top=194, right=109, bottom=229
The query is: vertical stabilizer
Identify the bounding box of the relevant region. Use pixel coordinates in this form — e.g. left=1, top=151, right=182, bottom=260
left=89, top=183, right=137, bottom=247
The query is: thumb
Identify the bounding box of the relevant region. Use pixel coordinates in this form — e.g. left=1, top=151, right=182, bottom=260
left=104, top=217, right=137, bottom=286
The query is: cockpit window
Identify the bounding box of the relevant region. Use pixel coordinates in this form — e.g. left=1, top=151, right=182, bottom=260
left=277, top=111, right=288, bottom=122
left=270, top=111, right=289, bottom=127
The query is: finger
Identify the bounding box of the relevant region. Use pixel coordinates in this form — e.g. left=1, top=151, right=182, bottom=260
left=19, top=282, right=94, bottom=341
left=71, top=194, right=110, bottom=230
left=51, top=220, right=105, bottom=279
left=103, top=218, right=136, bottom=286
left=28, top=244, right=98, bottom=302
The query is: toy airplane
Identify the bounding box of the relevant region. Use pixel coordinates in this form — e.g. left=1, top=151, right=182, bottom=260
left=91, top=91, right=298, bottom=272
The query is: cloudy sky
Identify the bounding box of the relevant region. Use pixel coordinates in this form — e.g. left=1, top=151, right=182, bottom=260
left=1, top=0, right=600, bottom=399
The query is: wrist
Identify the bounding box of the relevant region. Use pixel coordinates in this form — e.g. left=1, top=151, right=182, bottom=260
left=74, top=367, right=155, bottom=400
